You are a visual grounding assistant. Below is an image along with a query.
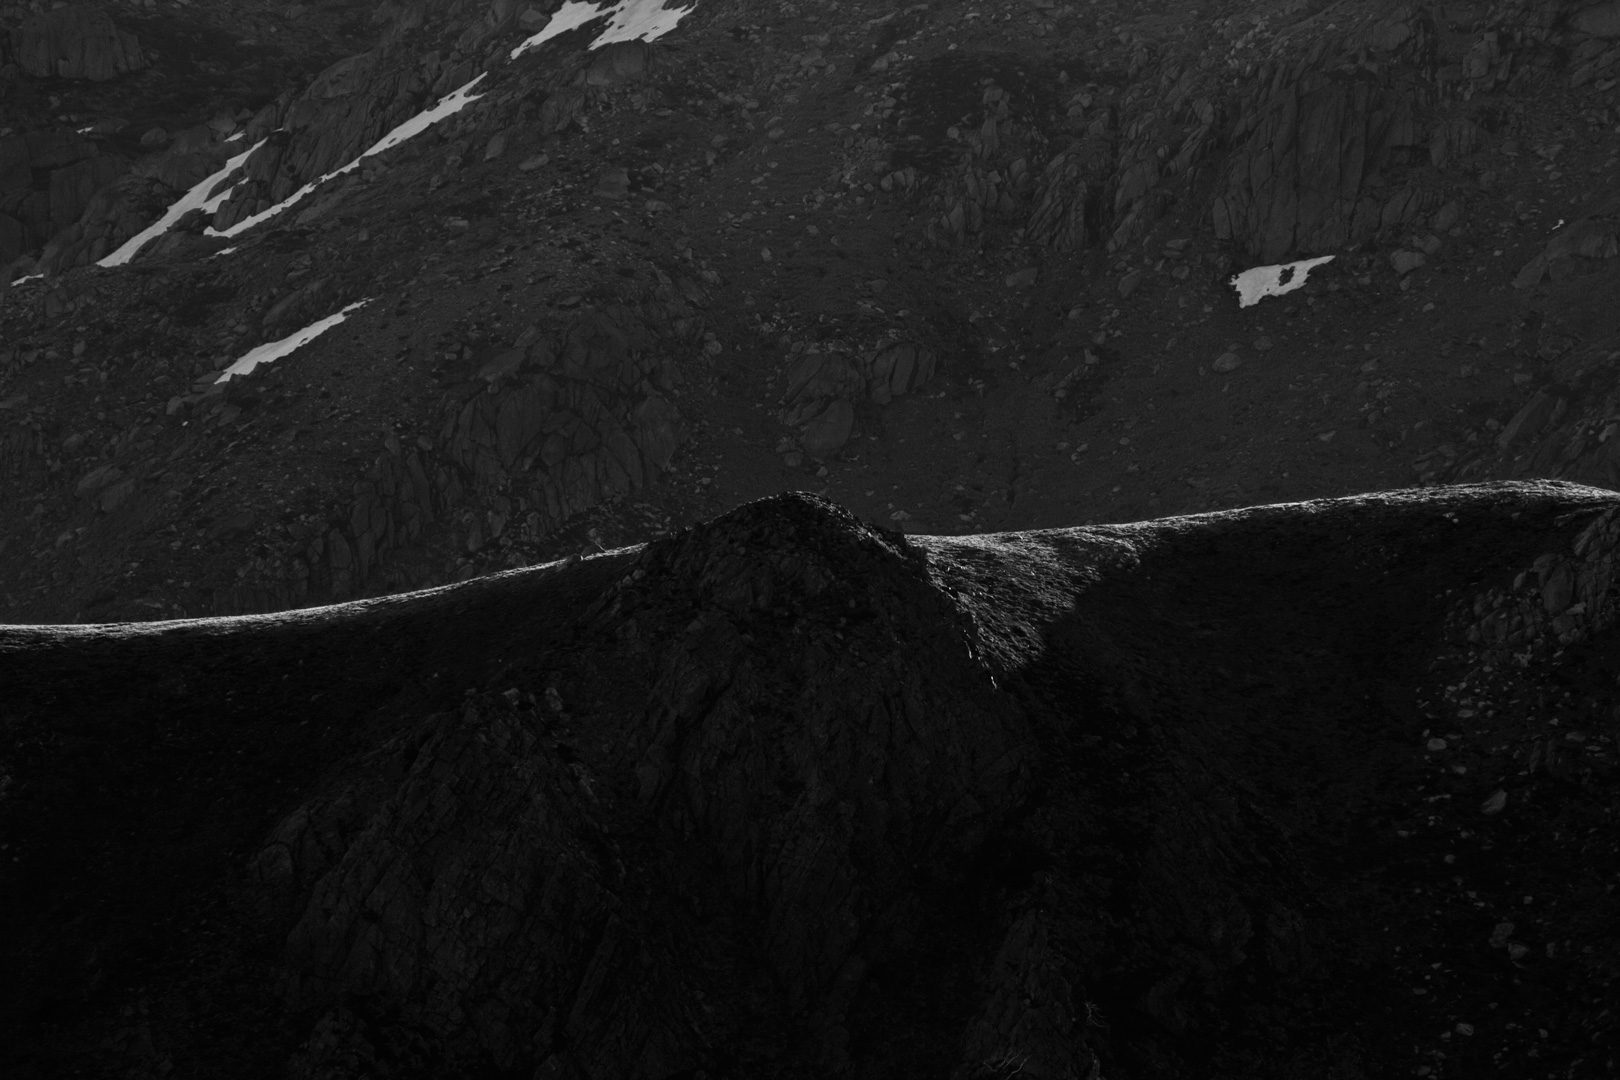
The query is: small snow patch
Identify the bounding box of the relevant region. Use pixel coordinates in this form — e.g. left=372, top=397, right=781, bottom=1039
left=1228, top=255, right=1335, bottom=308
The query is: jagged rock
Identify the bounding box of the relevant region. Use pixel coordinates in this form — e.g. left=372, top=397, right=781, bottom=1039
left=1390, top=249, right=1427, bottom=275
left=8, top=4, right=147, bottom=81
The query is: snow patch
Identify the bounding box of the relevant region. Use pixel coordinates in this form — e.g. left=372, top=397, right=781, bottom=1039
left=98, top=138, right=269, bottom=268
left=510, top=0, right=696, bottom=60
left=1228, top=256, right=1335, bottom=308
left=214, top=298, right=373, bottom=384
left=205, top=74, right=489, bottom=241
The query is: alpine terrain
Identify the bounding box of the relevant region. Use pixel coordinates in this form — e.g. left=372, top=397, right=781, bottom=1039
left=2, top=1, right=1620, bottom=1078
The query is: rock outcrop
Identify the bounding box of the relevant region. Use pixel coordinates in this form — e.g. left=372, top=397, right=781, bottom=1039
left=3, top=482, right=1618, bottom=1079
left=7, top=4, right=146, bottom=82
left=0, top=129, right=124, bottom=270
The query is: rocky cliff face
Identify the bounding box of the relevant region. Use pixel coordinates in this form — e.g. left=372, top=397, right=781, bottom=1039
left=3, top=481, right=1618, bottom=1079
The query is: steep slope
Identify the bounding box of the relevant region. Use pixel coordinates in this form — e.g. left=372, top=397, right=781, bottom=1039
left=2, top=0, right=1620, bottom=625
left=3, top=480, right=1618, bottom=1079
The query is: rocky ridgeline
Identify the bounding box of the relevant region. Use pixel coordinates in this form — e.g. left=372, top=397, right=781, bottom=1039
left=7, top=483, right=1617, bottom=1077
left=250, top=492, right=1044, bottom=1078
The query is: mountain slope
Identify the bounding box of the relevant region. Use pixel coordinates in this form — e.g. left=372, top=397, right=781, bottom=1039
left=2, top=0, right=1620, bottom=624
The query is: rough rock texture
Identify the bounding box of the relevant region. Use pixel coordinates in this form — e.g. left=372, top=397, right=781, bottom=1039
left=0, top=129, right=123, bottom=267
left=3, top=482, right=1618, bottom=1079
left=10, top=0, right=1620, bottom=632
left=8, top=4, right=145, bottom=82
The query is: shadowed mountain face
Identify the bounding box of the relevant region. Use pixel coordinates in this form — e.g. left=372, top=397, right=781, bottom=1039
left=3, top=480, right=1618, bottom=1079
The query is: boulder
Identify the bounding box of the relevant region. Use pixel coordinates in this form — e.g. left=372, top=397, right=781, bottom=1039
left=800, top=397, right=855, bottom=457
left=1574, top=0, right=1620, bottom=38
left=581, top=40, right=650, bottom=89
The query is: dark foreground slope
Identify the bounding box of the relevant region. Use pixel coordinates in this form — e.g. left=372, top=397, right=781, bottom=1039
left=3, top=480, right=1619, bottom=1080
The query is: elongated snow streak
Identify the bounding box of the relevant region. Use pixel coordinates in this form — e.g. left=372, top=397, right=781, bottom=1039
left=98, top=138, right=269, bottom=267
left=510, top=0, right=695, bottom=60
left=214, top=298, right=373, bottom=384
left=1228, top=256, right=1335, bottom=308
left=204, top=74, right=490, bottom=241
